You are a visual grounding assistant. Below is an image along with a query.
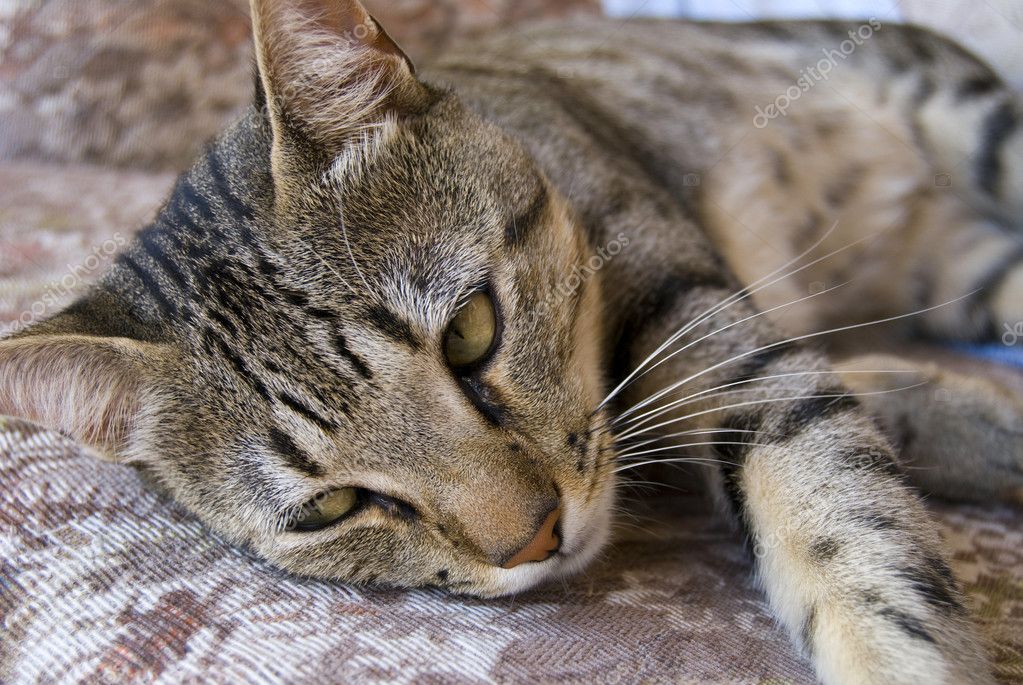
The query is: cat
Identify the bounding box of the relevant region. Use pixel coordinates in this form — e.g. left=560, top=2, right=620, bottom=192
left=2, top=0, right=1022, bottom=682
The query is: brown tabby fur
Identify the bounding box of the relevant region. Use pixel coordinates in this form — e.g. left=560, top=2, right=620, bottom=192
left=2, top=1, right=1022, bottom=683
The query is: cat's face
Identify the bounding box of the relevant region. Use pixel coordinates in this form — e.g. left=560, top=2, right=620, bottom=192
left=0, top=0, right=617, bottom=596
left=158, top=97, right=615, bottom=596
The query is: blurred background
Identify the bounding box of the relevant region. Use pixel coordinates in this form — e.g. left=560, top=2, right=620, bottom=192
left=0, top=0, right=1020, bottom=333
left=1, top=0, right=1019, bottom=173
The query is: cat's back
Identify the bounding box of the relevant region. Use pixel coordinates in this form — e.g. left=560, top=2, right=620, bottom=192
left=429, top=16, right=966, bottom=108
left=425, top=16, right=994, bottom=216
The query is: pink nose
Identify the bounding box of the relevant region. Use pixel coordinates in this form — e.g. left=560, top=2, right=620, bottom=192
left=502, top=506, right=562, bottom=569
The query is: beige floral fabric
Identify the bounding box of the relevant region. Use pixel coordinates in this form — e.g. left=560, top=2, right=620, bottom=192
left=1, top=163, right=1022, bottom=683
left=0, top=418, right=814, bottom=684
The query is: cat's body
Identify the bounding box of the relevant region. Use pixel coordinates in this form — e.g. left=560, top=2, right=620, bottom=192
left=437, top=18, right=1022, bottom=339
left=2, top=3, right=1022, bottom=683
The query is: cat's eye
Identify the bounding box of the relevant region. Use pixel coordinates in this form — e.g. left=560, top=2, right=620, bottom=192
left=289, top=488, right=359, bottom=532
left=444, top=291, right=497, bottom=369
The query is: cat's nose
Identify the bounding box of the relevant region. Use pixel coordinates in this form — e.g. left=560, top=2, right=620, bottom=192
left=501, top=504, right=562, bottom=569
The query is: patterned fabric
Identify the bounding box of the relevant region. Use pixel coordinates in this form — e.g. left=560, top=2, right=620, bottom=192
left=1, top=162, right=1022, bottom=683
left=1, top=423, right=1022, bottom=683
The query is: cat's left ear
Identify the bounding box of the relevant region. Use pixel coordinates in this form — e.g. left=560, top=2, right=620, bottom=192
left=0, top=329, right=167, bottom=462
left=250, top=0, right=430, bottom=169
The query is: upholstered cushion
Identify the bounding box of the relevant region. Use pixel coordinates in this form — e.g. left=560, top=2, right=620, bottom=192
left=1, top=162, right=1021, bottom=683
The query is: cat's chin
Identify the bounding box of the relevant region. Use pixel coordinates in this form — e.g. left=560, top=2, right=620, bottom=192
left=464, top=476, right=617, bottom=599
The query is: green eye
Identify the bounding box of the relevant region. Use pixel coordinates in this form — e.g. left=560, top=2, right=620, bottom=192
left=444, top=292, right=497, bottom=369
left=289, top=488, right=359, bottom=531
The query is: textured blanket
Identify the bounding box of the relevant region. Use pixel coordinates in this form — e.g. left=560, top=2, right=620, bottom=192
left=1, top=163, right=1022, bottom=683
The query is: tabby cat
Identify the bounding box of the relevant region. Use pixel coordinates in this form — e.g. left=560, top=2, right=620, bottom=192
left=2, top=0, right=1022, bottom=682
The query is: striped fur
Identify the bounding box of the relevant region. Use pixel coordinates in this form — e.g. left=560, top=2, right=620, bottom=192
left=2, top=2, right=1022, bottom=683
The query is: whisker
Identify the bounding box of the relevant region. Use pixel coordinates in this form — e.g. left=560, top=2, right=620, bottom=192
left=611, top=284, right=850, bottom=423
left=293, top=235, right=360, bottom=298
left=607, top=504, right=650, bottom=522
left=597, top=222, right=842, bottom=411
left=610, top=520, right=664, bottom=538
left=616, top=383, right=927, bottom=443
left=614, top=426, right=740, bottom=450
left=338, top=201, right=374, bottom=296
left=615, top=425, right=805, bottom=462
left=615, top=427, right=766, bottom=451
left=615, top=478, right=664, bottom=490
left=616, top=292, right=975, bottom=424
left=598, top=219, right=875, bottom=410
left=623, top=459, right=731, bottom=476
left=616, top=282, right=853, bottom=413
left=616, top=369, right=912, bottom=433
left=612, top=371, right=909, bottom=461
left=613, top=440, right=778, bottom=466
left=615, top=455, right=736, bottom=474
left=616, top=479, right=696, bottom=494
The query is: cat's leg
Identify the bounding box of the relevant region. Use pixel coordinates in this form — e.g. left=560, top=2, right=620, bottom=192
left=834, top=353, right=1023, bottom=505
left=901, top=28, right=1023, bottom=339
left=706, top=25, right=1023, bottom=343
left=617, top=288, right=993, bottom=684
left=900, top=193, right=1023, bottom=342
left=720, top=379, right=994, bottom=685
left=906, top=29, right=1023, bottom=225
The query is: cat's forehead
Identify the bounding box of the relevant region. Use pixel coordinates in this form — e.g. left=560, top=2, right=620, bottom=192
left=305, top=106, right=547, bottom=316
left=330, top=97, right=544, bottom=230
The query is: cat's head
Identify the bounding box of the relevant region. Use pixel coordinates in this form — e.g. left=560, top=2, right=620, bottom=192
left=0, top=0, right=615, bottom=596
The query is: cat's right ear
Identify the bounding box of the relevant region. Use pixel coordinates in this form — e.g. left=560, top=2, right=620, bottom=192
left=250, top=0, right=431, bottom=177
left=0, top=326, right=167, bottom=462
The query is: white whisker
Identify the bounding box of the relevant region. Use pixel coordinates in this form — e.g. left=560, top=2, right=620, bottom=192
left=616, top=383, right=927, bottom=443
left=294, top=235, right=361, bottom=298
left=615, top=426, right=745, bottom=453
left=616, top=292, right=975, bottom=424
left=598, top=219, right=881, bottom=410
left=338, top=203, right=374, bottom=297
left=616, top=426, right=763, bottom=451
left=615, top=455, right=735, bottom=474
left=620, top=282, right=853, bottom=413
left=616, top=369, right=912, bottom=433
left=613, top=440, right=778, bottom=466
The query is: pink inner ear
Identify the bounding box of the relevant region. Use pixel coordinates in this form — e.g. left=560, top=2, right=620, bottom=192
left=294, top=0, right=371, bottom=35
left=0, top=337, right=151, bottom=459
left=252, top=0, right=427, bottom=150
left=259, top=0, right=407, bottom=63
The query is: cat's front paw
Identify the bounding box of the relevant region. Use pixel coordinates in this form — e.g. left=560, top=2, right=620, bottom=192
left=808, top=599, right=994, bottom=685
